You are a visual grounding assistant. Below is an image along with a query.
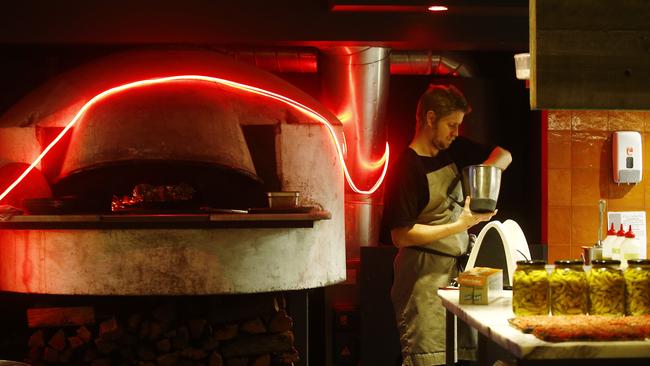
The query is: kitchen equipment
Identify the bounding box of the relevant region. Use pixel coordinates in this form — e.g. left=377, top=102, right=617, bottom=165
left=612, top=224, right=627, bottom=260
left=465, top=219, right=531, bottom=287
left=602, top=223, right=618, bottom=259
left=620, top=225, right=642, bottom=269
left=513, top=53, right=530, bottom=80
left=22, top=196, right=87, bottom=215
left=462, top=164, right=502, bottom=213
left=54, top=81, right=267, bottom=211
left=267, top=191, right=300, bottom=208
left=580, top=245, right=593, bottom=265
left=591, top=199, right=606, bottom=261
left=613, top=131, right=642, bottom=184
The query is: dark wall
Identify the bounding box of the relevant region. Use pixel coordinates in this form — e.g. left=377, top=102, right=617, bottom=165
left=0, top=1, right=527, bottom=50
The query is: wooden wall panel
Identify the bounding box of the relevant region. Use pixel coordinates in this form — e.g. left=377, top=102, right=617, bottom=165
left=530, top=0, right=650, bottom=110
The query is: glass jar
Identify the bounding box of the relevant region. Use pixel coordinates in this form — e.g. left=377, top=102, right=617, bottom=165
left=588, top=259, right=625, bottom=315
left=512, top=260, right=549, bottom=316
left=550, top=260, right=588, bottom=315
left=624, top=259, right=650, bottom=315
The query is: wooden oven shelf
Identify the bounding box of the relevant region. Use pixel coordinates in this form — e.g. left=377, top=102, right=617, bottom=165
left=0, top=209, right=331, bottom=229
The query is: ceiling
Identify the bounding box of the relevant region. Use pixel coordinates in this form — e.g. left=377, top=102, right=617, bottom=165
left=0, top=0, right=529, bottom=51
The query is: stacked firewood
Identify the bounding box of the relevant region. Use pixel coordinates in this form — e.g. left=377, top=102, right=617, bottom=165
left=25, top=294, right=298, bottom=366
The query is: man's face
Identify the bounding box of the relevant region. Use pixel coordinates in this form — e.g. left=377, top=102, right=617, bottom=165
left=429, top=110, right=464, bottom=151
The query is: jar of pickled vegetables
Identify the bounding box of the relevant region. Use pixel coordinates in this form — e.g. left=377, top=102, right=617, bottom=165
left=588, top=259, right=625, bottom=315
left=550, top=260, right=588, bottom=315
left=624, top=259, right=650, bottom=315
left=512, top=260, right=549, bottom=315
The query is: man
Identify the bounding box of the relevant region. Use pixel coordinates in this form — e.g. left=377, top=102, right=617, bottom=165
left=381, top=84, right=512, bottom=365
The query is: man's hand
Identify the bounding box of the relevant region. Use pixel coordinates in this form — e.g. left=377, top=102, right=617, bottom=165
left=457, top=196, right=496, bottom=230
left=391, top=197, right=496, bottom=247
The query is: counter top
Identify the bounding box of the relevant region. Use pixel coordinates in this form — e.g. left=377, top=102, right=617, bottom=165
left=438, top=288, right=650, bottom=360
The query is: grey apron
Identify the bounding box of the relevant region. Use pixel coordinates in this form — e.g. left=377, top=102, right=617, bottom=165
left=391, top=163, right=477, bottom=366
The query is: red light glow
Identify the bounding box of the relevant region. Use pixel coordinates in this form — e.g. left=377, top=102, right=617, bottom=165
left=0, top=75, right=389, bottom=202
left=428, top=5, right=448, bottom=12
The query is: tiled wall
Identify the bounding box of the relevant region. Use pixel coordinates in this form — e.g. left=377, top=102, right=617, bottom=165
left=546, top=110, right=650, bottom=263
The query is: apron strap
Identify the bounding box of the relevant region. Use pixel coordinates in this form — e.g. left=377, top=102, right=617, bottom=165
left=407, top=246, right=471, bottom=275
left=407, top=245, right=460, bottom=258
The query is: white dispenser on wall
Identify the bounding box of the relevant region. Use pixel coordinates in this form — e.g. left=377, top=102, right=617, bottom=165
left=613, top=131, right=642, bottom=184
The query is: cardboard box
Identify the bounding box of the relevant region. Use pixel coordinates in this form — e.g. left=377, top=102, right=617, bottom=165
left=459, top=285, right=475, bottom=305
left=457, top=267, right=503, bottom=305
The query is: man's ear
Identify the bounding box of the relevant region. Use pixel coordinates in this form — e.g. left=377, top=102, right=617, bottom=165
left=426, top=110, right=436, bottom=126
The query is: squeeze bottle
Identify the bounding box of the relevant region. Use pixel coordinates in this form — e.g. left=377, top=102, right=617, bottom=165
left=620, top=225, right=641, bottom=270
left=611, top=224, right=626, bottom=261
left=602, top=222, right=618, bottom=260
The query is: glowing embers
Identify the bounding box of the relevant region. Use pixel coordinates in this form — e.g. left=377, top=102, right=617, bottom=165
left=0, top=75, right=389, bottom=203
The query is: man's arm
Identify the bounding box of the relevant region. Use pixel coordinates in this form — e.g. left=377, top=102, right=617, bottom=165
left=391, top=197, right=496, bottom=248
left=484, top=146, right=512, bottom=171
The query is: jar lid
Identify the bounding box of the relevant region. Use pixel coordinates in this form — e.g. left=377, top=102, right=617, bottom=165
left=591, top=259, right=621, bottom=265
left=554, top=259, right=584, bottom=265
left=516, top=260, right=546, bottom=266
left=627, top=259, right=650, bottom=265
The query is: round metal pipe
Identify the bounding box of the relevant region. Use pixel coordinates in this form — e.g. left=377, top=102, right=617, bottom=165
left=320, top=46, right=390, bottom=192
left=223, top=48, right=318, bottom=73
left=319, top=47, right=390, bottom=254
left=389, top=51, right=474, bottom=76
left=218, top=48, right=473, bottom=77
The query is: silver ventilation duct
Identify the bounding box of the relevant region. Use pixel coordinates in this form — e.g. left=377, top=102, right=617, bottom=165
left=220, top=48, right=474, bottom=77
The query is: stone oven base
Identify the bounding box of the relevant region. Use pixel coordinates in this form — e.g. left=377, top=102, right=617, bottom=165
left=0, top=217, right=344, bottom=295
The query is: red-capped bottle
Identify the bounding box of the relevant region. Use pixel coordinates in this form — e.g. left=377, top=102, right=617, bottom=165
left=602, top=223, right=618, bottom=259
left=620, top=226, right=641, bottom=269
left=611, top=224, right=627, bottom=261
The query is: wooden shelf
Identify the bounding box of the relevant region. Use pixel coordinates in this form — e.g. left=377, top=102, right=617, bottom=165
left=0, top=209, right=331, bottom=229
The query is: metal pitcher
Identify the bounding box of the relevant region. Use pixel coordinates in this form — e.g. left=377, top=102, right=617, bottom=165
left=462, top=164, right=502, bottom=213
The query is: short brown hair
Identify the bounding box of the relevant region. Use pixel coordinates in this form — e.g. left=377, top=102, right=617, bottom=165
left=416, top=84, right=471, bottom=130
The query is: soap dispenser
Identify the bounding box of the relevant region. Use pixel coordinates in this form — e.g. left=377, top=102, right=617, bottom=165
left=613, top=131, right=642, bottom=184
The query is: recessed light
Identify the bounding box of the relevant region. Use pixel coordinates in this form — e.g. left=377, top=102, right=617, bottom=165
left=428, top=5, right=448, bottom=12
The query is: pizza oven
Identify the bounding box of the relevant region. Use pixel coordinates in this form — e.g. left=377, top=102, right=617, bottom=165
left=0, top=49, right=345, bottom=296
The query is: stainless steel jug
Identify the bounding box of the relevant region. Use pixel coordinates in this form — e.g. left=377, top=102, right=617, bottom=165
left=462, top=164, right=502, bottom=212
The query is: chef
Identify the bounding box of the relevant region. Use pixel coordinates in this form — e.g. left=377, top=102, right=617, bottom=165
left=381, top=84, right=512, bottom=365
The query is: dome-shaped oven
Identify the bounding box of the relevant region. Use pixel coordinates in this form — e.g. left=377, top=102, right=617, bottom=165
left=55, top=82, right=265, bottom=210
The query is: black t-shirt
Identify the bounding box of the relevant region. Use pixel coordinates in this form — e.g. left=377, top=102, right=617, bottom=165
left=379, top=136, right=494, bottom=245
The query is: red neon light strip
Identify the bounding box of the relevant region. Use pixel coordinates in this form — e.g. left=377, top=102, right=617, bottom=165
left=0, top=75, right=389, bottom=202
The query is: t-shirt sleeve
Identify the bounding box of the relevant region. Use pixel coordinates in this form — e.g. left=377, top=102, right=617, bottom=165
left=382, top=155, right=423, bottom=231
left=449, top=136, right=496, bottom=170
